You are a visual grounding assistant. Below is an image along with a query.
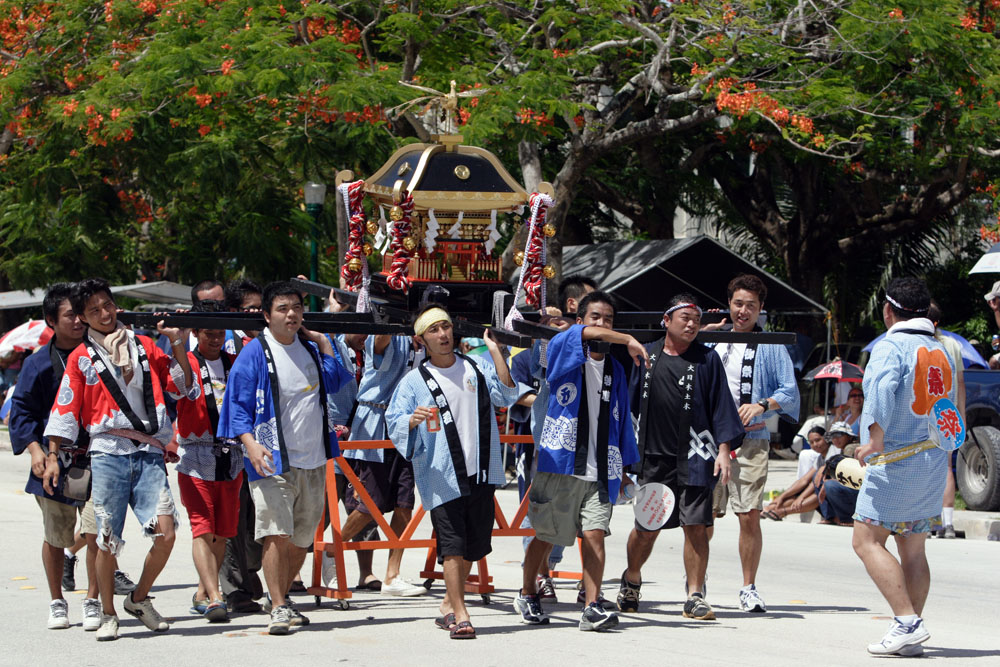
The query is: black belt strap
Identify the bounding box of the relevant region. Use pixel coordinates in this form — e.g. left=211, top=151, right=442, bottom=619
left=418, top=353, right=491, bottom=494
left=232, top=334, right=244, bottom=355
left=85, top=334, right=158, bottom=436
left=574, top=353, right=613, bottom=502
left=192, top=348, right=233, bottom=480
left=48, top=341, right=90, bottom=455
left=894, top=328, right=936, bottom=338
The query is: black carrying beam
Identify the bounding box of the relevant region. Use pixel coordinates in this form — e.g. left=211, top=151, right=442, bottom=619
left=117, top=311, right=410, bottom=336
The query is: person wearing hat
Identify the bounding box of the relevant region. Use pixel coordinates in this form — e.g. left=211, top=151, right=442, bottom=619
left=817, top=422, right=861, bottom=525
left=852, top=276, right=959, bottom=656
left=386, top=304, right=521, bottom=639
left=984, top=280, right=1000, bottom=369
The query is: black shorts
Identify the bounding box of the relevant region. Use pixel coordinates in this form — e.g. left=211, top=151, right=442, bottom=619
left=355, top=448, right=416, bottom=515
left=637, top=458, right=715, bottom=530
left=430, top=479, right=495, bottom=564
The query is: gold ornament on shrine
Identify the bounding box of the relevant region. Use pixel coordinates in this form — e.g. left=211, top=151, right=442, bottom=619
left=543, top=265, right=556, bottom=279
left=366, top=220, right=379, bottom=235
left=362, top=243, right=374, bottom=257
left=542, top=224, right=556, bottom=238
left=389, top=205, right=405, bottom=222
left=347, top=257, right=363, bottom=273
left=513, top=251, right=525, bottom=267
left=402, top=237, right=417, bottom=251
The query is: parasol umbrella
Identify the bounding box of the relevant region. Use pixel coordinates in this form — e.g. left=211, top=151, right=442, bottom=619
left=0, top=319, right=53, bottom=357
left=969, top=241, right=1000, bottom=274
left=863, top=329, right=988, bottom=369
left=804, top=358, right=864, bottom=382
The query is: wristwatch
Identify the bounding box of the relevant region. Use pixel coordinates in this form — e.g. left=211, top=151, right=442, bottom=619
left=757, top=398, right=769, bottom=411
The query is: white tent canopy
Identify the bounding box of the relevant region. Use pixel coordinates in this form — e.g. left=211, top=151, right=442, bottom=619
left=0, top=281, right=192, bottom=310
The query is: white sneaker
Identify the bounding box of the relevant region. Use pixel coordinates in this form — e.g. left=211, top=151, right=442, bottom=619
left=380, top=577, right=428, bottom=597
left=123, top=593, right=169, bottom=632
left=96, top=614, right=119, bottom=641
left=867, top=618, right=930, bottom=655
left=81, top=598, right=102, bottom=631
left=739, top=584, right=766, bottom=612
left=47, top=599, right=70, bottom=629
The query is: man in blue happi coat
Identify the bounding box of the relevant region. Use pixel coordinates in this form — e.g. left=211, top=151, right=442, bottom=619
left=386, top=304, right=520, bottom=639
left=852, top=277, right=957, bottom=657
left=218, top=281, right=353, bottom=635
left=708, top=274, right=799, bottom=613
left=515, top=291, right=647, bottom=632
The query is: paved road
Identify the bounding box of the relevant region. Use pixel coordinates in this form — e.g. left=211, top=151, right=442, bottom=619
left=1, top=451, right=997, bottom=666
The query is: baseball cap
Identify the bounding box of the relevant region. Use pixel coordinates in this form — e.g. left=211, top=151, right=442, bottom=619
left=828, top=421, right=854, bottom=437
left=984, top=280, right=1000, bottom=302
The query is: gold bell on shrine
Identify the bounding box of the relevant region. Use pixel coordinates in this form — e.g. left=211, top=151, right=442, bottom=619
left=543, top=264, right=556, bottom=279
left=366, top=220, right=379, bottom=235
left=347, top=257, right=363, bottom=273
left=402, top=237, right=417, bottom=251
left=362, top=243, right=374, bottom=257
left=513, top=251, right=525, bottom=267
left=390, top=205, right=405, bottom=222
left=542, top=223, right=556, bottom=238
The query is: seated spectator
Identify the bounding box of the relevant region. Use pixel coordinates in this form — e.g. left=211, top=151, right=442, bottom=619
left=818, top=422, right=860, bottom=525
left=762, top=427, right=832, bottom=520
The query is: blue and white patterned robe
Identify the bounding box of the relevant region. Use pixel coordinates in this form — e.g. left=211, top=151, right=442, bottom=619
left=856, top=318, right=956, bottom=523
left=217, top=336, right=353, bottom=482
left=386, top=355, right=520, bottom=510
left=536, top=325, right=639, bottom=503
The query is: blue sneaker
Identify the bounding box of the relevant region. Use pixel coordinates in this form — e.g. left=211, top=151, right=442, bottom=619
left=190, top=593, right=208, bottom=615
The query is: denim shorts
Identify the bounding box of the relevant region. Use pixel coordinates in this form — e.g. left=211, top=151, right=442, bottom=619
left=90, top=450, right=178, bottom=555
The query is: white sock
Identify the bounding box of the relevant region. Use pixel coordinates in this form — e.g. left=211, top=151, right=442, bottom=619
left=896, top=614, right=919, bottom=626
left=942, top=507, right=954, bottom=526
left=64, top=549, right=74, bottom=558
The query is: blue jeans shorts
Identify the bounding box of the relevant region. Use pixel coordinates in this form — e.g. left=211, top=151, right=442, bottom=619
left=91, top=450, right=179, bottom=556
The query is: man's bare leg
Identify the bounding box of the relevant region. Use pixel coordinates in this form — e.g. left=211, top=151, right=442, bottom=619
left=42, top=542, right=65, bottom=600
left=624, top=528, right=658, bottom=585
left=261, top=536, right=290, bottom=608
left=84, top=534, right=99, bottom=599
left=192, top=533, right=225, bottom=601
left=132, top=515, right=176, bottom=603
left=521, top=537, right=551, bottom=595
left=682, top=524, right=710, bottom=594
left=894, top=533, right=930, bottom=616
left=735, top=510, right=762, bottom=586
left=285, top=545, right=308, bottom=599
left=440, top=557, right=473, bottom=623
left=580, top=529, right=606, bottom=606
left=384, top=508, right=412, bottom=584
left=852, top=521, right=916, bottom=616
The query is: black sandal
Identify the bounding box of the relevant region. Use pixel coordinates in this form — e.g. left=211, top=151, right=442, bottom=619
left=450, top=620, right=476, bottom=639
left=435, top=613, right=456, bottom=630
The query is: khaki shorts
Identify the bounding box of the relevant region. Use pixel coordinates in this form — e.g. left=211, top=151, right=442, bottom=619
left=36, top=496, right=90, bottom=549
left=528, top=472, right=612, bottom=547
left=250, top=466, right=326, bottom=549
left=713, top=438, right=769, bottom=516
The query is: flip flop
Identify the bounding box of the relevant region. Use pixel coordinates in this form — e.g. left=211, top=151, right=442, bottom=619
left=356, top=579, right=383, bottom=592
left=761, top=510, right=783, bottom=521
left=450, top=620, right=476, bottom=639
left=435, top=613, right=456, bottom=630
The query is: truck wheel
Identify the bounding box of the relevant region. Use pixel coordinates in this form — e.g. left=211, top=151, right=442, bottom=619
left=958, top=425, right=1000, bottom=511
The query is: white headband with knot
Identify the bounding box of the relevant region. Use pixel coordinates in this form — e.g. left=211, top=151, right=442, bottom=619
left=665, top=302, right=703, bottom=317
left=886, top=293, right=927, bottom=314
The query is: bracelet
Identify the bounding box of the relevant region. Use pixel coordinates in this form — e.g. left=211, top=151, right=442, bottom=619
left=46, top=451, right=58, bottom=458
left=171, top=339, right=183, bottom=347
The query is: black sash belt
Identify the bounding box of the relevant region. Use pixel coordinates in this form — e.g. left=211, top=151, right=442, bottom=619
left=574, top=354, right=613, bottom=503
left=192, top=348, right=233, bottom=481
left=418, top=353, right=491, bottom=495
left=257, top=333, right=333, bottom=471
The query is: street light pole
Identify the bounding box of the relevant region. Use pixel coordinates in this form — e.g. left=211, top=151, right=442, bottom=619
left=304, top=181, right=327, bottom=311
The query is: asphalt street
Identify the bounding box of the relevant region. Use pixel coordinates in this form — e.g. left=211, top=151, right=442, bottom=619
left=1, top=451, right=997, bottom=666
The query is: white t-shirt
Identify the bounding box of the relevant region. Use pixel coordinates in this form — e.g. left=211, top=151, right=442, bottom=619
left=797, top=448, right=824, bottom=480
left=718, top=342, right=748, bottom=406
left=427, top=358, right=480, bottom=478
left=264, top=328, right=325, bottom=470
left=572, top=356, right=602, bottom=483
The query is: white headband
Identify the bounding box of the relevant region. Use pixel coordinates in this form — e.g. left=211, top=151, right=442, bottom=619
left=665, top=302, right=703, bottom=317
left=413, top=308, right=452, bottom=337
left=885, top=293, right=927, bottom=314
